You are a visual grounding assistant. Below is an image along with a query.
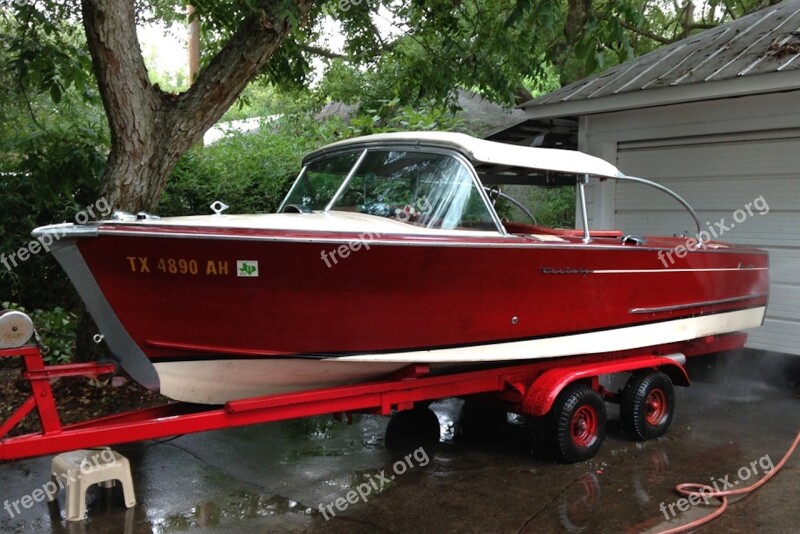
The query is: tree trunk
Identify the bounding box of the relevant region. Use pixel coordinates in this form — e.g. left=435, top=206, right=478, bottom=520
left=81, top=0, right=315, bottom=212
left=75, top=0, right=314, bottom=360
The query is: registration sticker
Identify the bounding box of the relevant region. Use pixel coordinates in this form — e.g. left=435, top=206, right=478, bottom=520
left=237, top=260, right=259, bottom=277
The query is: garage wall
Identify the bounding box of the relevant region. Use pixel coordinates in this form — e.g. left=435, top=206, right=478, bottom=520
left=577, top=90, right=800, bottom=355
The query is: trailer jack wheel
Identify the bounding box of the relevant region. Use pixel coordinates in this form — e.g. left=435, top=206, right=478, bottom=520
left=385, top=407, right=440, bottom=451
left=548, top=384, right=607, bottom=463
left=620, top=371, right=675, bottom=441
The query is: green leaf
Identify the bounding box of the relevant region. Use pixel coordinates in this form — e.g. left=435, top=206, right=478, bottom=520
left=49, top=83, right=62, bottom=104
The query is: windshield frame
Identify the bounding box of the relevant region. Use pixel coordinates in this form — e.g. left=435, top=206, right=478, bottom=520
left=323, top=148, right=369, bottom=212
left=283, top=143, right=507, bottom=235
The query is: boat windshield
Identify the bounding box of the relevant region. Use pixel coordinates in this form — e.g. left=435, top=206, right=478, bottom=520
left=282, top=149, right=498, bottom=231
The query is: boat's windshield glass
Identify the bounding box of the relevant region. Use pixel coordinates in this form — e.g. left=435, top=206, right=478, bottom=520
left=280, top=151, right=361, bottom=211
left=283, top=149, right=498, bottom=231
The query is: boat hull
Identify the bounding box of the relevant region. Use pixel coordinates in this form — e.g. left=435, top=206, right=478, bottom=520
left=46, top=222, right=768, bottom=403
left=77, top=231, right=768, bottom=354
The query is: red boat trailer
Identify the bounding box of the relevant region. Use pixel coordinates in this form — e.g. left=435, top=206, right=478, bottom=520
left=0, top=333, right=747, bottom=463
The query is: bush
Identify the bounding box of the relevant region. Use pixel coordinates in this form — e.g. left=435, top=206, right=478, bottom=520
left=159, top=114, right=346, bottom=216
left=529, top=186, right=577, bottom=228
left=159, top=103, right=468, bottom=218
left=2, top=301, right=76, bottom=364
left=342, top=99, right=464, bottom=136
left=0, top=122, right=106, bottom=310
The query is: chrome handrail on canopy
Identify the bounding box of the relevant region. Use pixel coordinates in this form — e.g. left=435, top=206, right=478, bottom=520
left=575, top=173, right=703, bottom=245
left=616, top=174, right=704, bottom=243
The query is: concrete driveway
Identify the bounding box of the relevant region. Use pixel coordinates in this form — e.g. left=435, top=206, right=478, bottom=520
left=0, top=351, right=797, bottom=533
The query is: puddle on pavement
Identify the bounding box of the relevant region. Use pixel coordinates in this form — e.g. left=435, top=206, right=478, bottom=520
left=155, top=493, right=313, bottom=531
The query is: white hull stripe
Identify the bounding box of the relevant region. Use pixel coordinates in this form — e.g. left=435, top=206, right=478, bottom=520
left=152, top=307, right=764, bottom=404
left=328, top=307, right=766, bottom=363
left=154, top=359, right=409, bottom=404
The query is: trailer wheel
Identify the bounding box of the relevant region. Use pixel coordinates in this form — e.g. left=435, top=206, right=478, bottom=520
left=548, top=384, right=607, bottom=463
left=385, top=407, right=440, bottom=451
left=620, top=371, right=674, bottom=441
left=458, top=399, right=507, bottom=438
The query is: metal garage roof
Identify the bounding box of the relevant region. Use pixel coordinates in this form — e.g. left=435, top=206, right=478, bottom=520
left=521, top=0, right=800, bottom=117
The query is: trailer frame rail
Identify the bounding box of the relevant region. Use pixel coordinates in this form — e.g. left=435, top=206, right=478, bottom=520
left=0, top=333, right=747, bottom=461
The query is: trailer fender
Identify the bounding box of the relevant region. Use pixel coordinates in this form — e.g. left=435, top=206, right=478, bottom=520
left=521, top=356, right=689, bottom=417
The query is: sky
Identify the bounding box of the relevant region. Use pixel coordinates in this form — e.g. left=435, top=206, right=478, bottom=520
left=136, top=6, right=401, bottom=90
left=137, top=22, right=187, bottom=88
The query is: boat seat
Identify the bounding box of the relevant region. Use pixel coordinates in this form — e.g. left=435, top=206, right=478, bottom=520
left=49, top=448, right=136, bottom=521
left=503, top=222, right=623, bottom=239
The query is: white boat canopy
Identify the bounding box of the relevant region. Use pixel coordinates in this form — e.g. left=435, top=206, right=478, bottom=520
left=304, top=131, right=624, bottom=180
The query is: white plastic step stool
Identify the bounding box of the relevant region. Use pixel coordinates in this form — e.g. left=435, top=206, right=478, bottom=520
left=48, top=448, right=136, bottom=521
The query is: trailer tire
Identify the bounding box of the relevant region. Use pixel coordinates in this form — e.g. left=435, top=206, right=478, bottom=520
left=621, top=371, right=674, bottom=441
left=458, top=399, right=507, bottom=438
left=385, top=407, right=440, bottom=451
left=548, top=383, right=607, bottom=463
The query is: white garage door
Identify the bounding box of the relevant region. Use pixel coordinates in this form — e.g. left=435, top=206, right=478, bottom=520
left=616, top=132, right=800, bottom=355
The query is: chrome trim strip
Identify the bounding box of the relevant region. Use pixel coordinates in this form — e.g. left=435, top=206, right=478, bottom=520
left=32, top=223, right=99, bottom=238
left=49, top=241, right=160, bottom=391
left=629, top=293, right=768, bottom=314
left=88, top=228, right=771, bottom=256
left=597, top=267, right=768, bottom=274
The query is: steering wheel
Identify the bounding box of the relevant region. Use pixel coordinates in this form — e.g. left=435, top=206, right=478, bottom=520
left=483, top=186, right=537, bottom=225
left=282, top=204, right=312, bottom=213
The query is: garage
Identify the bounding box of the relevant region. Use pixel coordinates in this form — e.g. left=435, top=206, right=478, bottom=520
left=614, top=132, right=800, bottom=354
left=517, top=2, right=800, bottom=356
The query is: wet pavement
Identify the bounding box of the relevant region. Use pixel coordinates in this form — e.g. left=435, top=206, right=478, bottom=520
left=0, top=351, right=798, bottom=534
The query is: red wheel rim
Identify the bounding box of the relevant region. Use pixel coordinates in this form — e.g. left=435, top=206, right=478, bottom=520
left=570, top=405, right=598, bottom=447
left=644, top=388, right=668, bottom=426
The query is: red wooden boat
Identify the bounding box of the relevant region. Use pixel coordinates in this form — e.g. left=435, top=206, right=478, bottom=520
left=33, top=132, right=768, bottom=404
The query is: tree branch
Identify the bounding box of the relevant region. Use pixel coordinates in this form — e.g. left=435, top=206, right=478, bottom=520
left=618, top=20, right=672, bottom=45
left=684, top=22, right=718, bottom=31
left=297, top=42, right=345, bottom=59
left=169, top=1, right=316, bottom=155
left=365, top=6, right=388, bottom=50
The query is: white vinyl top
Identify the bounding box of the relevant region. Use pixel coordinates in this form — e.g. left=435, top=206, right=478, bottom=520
left=304, top=131, right=624, bottom=179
